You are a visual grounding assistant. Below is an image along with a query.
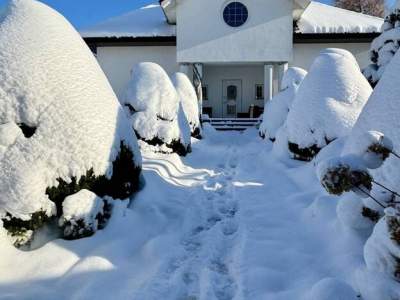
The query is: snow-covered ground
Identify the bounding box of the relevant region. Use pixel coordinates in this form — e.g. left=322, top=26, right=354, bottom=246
left=0, top=128, right=370, bottom=299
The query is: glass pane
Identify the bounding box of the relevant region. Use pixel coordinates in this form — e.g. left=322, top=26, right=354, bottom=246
left=227, top=85, right=237, bottom=100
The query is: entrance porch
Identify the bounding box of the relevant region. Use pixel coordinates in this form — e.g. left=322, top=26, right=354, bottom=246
left=180, top=62, right=288, bottom=119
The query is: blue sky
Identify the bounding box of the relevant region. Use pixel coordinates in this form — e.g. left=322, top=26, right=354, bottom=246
left=0, top=0, right=394, bottom=29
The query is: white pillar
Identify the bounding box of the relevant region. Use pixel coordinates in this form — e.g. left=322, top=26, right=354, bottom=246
left=193, top=63, right=203, bottom=118
left=278, top=62, right=289, bottom=92
left=264, top=64, right=274, bottom=104
left=179, top=63, right=190, bottom=76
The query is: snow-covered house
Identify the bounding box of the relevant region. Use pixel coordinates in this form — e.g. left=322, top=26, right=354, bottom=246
left=81, top=0, right=383, bottom=119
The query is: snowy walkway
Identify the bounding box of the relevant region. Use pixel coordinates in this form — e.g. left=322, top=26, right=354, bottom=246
left=0, top=129, right=366, bottom=300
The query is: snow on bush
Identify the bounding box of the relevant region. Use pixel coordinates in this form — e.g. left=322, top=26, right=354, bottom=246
left=60, top=190, right=108, bottom=240
left=343, top=44, right=400, bottom=210
left=123, top=62, right=191, bottom=156
left=337, top=193, right=377, bottom=230
left=363, top=3, right=400, bottom=87
left=171, top=72, right=202, bottom=139
left=364, top=207, right=400, bottom=282
left=259, top=67, right=307, bottom=141
left=285, top=48, right=372, bottom=161
left=317, top=155, right=372, bottom=197
left=0, top=0, right=142, bottom=246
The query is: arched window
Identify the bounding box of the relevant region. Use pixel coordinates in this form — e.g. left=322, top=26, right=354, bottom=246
left=223, top=2, right=248, bottom=28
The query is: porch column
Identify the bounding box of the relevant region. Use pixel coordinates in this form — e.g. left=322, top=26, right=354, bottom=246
left=264, top=64, right=274, bottom=104
left=193, top=63, right=203, bottom=118
left=179, top=63, right=190, bottom=76
left=278, top=62, right=289, bottom=92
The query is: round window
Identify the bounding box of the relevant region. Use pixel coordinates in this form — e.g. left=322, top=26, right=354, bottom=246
left=223, top=2, right=248, bottom=27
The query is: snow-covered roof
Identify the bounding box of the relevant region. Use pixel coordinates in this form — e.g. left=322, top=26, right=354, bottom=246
left=81, top=1, right=383, bottom=39
left=297, top=2, right=383, bottom=34
left=80, top=4, right=176, bottom=38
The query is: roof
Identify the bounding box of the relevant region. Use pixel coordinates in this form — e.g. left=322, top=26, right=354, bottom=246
left=297, top=2, right=383, bottom=34
left=81, top=1, right=383, bottom=42
left=80, top=4, right=176, bottom=38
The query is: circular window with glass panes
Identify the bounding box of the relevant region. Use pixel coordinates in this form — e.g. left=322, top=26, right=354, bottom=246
left=223, top=2, right=248, bottom=28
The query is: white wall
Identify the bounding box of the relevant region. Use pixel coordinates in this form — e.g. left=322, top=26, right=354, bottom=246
left=96, top=46, right=179, bottom=99
left=177, top=0, right=293, bottom=63
left=293, top=43, right=371, bottom=70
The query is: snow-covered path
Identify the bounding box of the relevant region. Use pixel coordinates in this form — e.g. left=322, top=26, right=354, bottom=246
left=0, top=128, right=366, bottom=300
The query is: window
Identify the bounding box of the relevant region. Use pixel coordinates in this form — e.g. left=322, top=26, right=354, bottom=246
left=202, top=85, right=208, bottom=100
left=223, top=2, right=248, bottom=28
left=227, top=85, right=237, bottom=100
left=255, top=84, right=264, bottom=100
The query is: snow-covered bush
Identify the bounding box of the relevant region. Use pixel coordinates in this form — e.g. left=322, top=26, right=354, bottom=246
left=0, top=0, right=142, bottom=247
left=285, top=49, right=372, bottom=161
left=172, top=72, right=202, bottom=139
left=123, top=62, right=191, bottom=156
left=364, top=207, right=400, bottom=282
left=59, top=190, right=110, bottom=240
left=363, top=3, right=400, bottom=87
left=259, top=67, right=307, bottom=141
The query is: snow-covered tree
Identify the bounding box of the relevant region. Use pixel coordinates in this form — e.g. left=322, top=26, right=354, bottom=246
left=335, top=0, right=384, bottom=17
left=259, top=67, right=307, bottom=141
left=285, top=49, right=372, bottom=161
left=123, top=62, right=191, bottom=156
left=0, top=0, right=142, bottom=247
left=363, top=2, right=400, bottom=86
left=172, top=72, right=202, bottom=139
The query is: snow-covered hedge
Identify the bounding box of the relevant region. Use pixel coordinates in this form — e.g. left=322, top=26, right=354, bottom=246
left=60, top=190, right=110, bottom=240
left=172, top=72, right=202, bottom=139
left=259, top=67, right=307, bottom=141
left=285, top=49, right=371, bottom=161
left=363, top=3, right=400, bottom=87
left=122, top=62, right=191, bottom=156
left=0, top=0, right=142, bottom=247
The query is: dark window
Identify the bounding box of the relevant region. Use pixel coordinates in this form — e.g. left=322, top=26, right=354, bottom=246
left=255, top=84, right=264, bottom=100
left=227, top=85, right=237, bottom=100
left=202, top=85, right=208, bottom=100
left=223, top=2, right=248, bottom=28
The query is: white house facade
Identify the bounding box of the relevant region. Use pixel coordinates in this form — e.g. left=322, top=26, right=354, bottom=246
left=81, top=0, right=383, bottom=119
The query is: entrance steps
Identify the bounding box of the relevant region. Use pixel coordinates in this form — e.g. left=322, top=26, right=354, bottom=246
left=204, top=117, right=261, bottom=131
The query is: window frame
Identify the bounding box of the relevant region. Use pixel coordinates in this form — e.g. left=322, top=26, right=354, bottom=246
left=222, top=2, right=249, bottom=28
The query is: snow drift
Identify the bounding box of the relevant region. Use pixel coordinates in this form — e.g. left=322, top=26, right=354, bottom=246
left=122, top=62, right=191, bottom=156
left=0, top=0, right=142, bottom=246
left=259, top=67, right=307, bottom=141
left=285, top=48, right=372, bottom=161
left=172, top=72, right=202, bottom=139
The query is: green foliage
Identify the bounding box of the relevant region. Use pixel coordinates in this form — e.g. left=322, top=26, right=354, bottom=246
left=135, top=130, right=191, bottom=156
left=46, top=142, right=141, bottom=216
left=288, top=142, right=321, bottom=162
left=2, top=210, right=49, bottom=247
left=362, top=206, right=381, bottom=223
left=368, top=143, right=391, bottom=161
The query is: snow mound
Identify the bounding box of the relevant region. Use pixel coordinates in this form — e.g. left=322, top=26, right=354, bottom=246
left=172, top=72, right=202, bottom=139
left=310, top=278, right=358, bottom=300
left=364, top=210, right=400, bottom=281
left=259, top=67, right=307, bottom=141
left=297, top=1, right=383, bottom=34
left=286, top=48, right=371, bottom=160
left=0, top=0, right=141, bottom=242
left=337, top=193, right=376, bottom=230
left=80, top=4, right=175, bottom=38
left=122, top=62, right=191, bottom=155
left=60, top=190, right=105, bottom=239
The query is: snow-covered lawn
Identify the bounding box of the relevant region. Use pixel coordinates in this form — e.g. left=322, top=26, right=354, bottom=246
left=0, top=128, right=367, bottom=299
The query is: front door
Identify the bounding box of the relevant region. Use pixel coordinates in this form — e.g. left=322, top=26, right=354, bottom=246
left=222, top=80, right=242, bottom=118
